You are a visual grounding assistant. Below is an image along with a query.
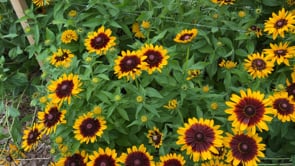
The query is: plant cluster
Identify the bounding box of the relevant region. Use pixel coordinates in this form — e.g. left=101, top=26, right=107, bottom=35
left=1, top=0, right=295, bottom=165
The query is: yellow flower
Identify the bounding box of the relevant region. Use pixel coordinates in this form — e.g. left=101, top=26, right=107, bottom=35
left=39, top=96, right=47, bottom=103
left=132, top=22, right=145, bottom=38
left=186, top=69, right=201, bottom=80
left=55, top=136, right=63, bottom=144
left=141, top=21, right=150, bottom=29
left=219, top=59, right=237, bottom=69
left=238, top=11, right=246, bottom=18
left=163, top=99, right=178, bottom=110
left=263, top=42, right=295, bottom=66
left=202, top=85, right=210, bottom=93
left=50, top=48, right=75, bottom=68
left=141, top=115, right=148, bottom=123
left=174, top=28, right=198, bottom=43
left=136, top=96, right=144, bottom=103
left=61, top=30, right=78, bottom=44
left=68, top=10, right=77, bottom=17
left=32, top=0, right=50, bottom=7
left=210, top=102, right=219, bottom=110
left=93, top=105, right=102, bottom=114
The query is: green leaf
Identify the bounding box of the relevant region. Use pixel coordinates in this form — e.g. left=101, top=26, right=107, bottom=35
left=150, top=30, right=168, bottom=43
left=235, top=49, right=248, bottom=57
left=196, top=106, right=203, bottom=118
left=145, top=87, right=163, bottom=98
left=144, top=104, right=160, bottom=117
left=188, top=62, right=209, bottom=70
left=46, top=28, right=55, bottom=40
left=1, top=33, right=18, bottom=38
left=262, top=0, right=282, bottom=6
left=7, top=106, right=20, bottom=118
left=117, top=108, right=129, bottom=121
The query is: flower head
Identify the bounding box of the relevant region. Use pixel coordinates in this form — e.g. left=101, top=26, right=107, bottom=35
left=176, top=118, right=223, bottom=162
left=139, top=44, right=169, bottom=74
left=73, top=112, right=107, bottom=144
left=163, top=99, right=178, bottom=110
left=32, top=0, right=50, bottom=7
left=147, top=127, right=163, bottom=148
left=132, top=22, right=145, bottom=38
left=84, top=26, right=116, bottom=55
left=224, top=131, right=265, bottom=166
left=56, top=151, right=88, bottom=166
left=68, top=10, right=77, bottom=17
left=114, top=50, right=147, bottom=80
left=48, top=73, right=82, bottom=105
left=88, top=147, right=119, bottom=166
left=186, top=69, right=201, bottom=80
left=174, top=28, right=198, bottom=43
left=158, top=153, right=186, bottom=166
left=269, top=91, right=295, bottom=122
left=263, top=42, right=295, bottom=66
left=225, top=88, right=274, bottom=134
left=264, top=8, right=295, bottom=39
left=61, top=30, right=78, bottom=44
left=219, top=59, right=237, bottom=69
left=38, top=103, right=66, bottom=135
left=21, top=123, right=42, bottom=152
left=244, top=52, right=274, bottom=79
left=118, top=144, right=155, bottom=166
left=50, top=48, right=75, bottom=68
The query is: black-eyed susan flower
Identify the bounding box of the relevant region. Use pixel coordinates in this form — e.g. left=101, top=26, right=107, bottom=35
left=248, top=25, right=263, bottom=38
left=32, top=0, right=50, bottom=7
left=87, top=147, right=118, bottom=166
left=225, top=88, right=274, bottom=134
left=176, top=118, right=223, bottom=162
left=287, top=0, right=295, bottom=6
left=84, top=26, right=116, bottom=55
left=118, top=144, right=155, bottom=166
left=56, top=151, right=88, bottom=166
left=263, top=42, right=295, bottom=66
left=158, top=153, right=185, bottom=166
left=50, top=48, right=75, bottom=68
left=186, top=69, right=201, bottom=80
left=163, top=99, right=178, bottom=110
left=219, top=59, right=237, bottom=69
left=224, top=131, right=265, bottom=166
left=244, top=52, right=274, bottom=79
left=61, top=30, right=78, bottom=44
left=147, top=127, right=163, bottom=148
left=132, top=22, right=145, bottom=38
left=269, top=91, right=295, bottom=122
left=201, top=159, right=229, bottom=166
left=219, top=0, right=235, bottom=5
left=0, top=144, right=25, bottom=166
left=114, top=50, right=147, bottom=80
left=48, top=73, right=82, bottom=105
left=73, top=112, right=107, bottom=144
left=211, top=0, right=222, bottom=4
left=264, top=8, right=295, bottom=40
left=38, top=103, right=66, bottom=135
left=139, top=44, right=169, bottom=74
left=174, top=28, right=198, bottom=43
left=21, top=123, right=42, bottom=152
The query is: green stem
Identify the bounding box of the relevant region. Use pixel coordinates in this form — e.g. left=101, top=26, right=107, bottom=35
left=177, top=108, right=184, bottom=124
left=184, top=46, right=191, bottom=72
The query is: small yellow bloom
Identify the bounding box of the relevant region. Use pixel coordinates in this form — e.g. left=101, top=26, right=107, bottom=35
left=39, top=96, right=47, bottom=103
left=141, top=115, right=148, bottom=123
left=85, top=57, right=92, bottom=63
left=212, top=14, right=219, bottom=19
left=68, top=10, right=77, bottom=17
left=114, top=95, right=121, bottom=101
left=210, top=102, right=218, bottom=110
left=60, top=145, right=68, bottom=154
left=163, top=99, right=178, bottom=110
left=186, top=69, right=201, bottom=80
left=238, top=11, right=246, bottom=17
left=141, top=21, right=150, bottom=29
left=219, top=59, right=237, bottom=69
left=136, top=96, right=144, bottom=103
left=92, top=77, right=99, bottom=83
left=93, top=106, right=102, bottom=114
left=61, top=29, right=78, bottom=44
left=202, top=85, right=210, bottom=93
left=50, top=149, right=55, bottom=154
left=55, top=136, right=63, bottom=144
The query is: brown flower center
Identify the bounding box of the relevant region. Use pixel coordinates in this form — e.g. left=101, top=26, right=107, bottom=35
left=244, top=106, right=256, bottom=117
left=251, top=59, right=266, bottom=70
left=55, top=52, right=69, bottom=61
left=180, top=33, right=193, bottom=41
left=274, top=49, right=287, bottom=57
left=275, top=19, right=288, bottom=29
left=90, top=33, right=110, bottom=50
left=194, top=132, right=204, bottom=141
left=239, top=143, right=249, bottom=153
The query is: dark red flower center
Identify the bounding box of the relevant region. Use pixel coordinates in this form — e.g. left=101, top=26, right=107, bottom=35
left=163, top=159, right=182, bottom=166
left=6, top=155, right=13, bottom=162
left=230, top=134, right=258, bottom=162
left=144, top=50, right=163, bottom=68
left=55, top=52, right=69, bottom=62
left=94, top=154, right=116, bottom=166
left=184, top=124, right=215, bottom=152
left=125, top=152, right=150, bottom=166
left=56, top=80, right=74, bottom=98
left=90, top=33, right=110, bottom=50
left=275, top=19, right=288, bottom=29
left=250, top=25, right=257, bottom=31
left=150, top=130, right=162, bottom=146
left=80, top=118, right=100, bottom=137
left=274, top=49, right=287, bottom=57
left=45, top=107, right=62, bottom=127
left=64, top=154, right=86, bottom=166
left=273, top=98, right=294, bottom=115
left=119, top=55, right=141, bottom=72
left=27, top=129, right=40, bottom=145
left=235, top=97, right=265, bottom=126
left=251, top=59, right=266, bottom=71
left=180, top=33, right=193, bottom=41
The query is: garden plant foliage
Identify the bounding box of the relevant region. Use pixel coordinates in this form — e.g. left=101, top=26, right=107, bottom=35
left=1, top=0, right=295, bottom=165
